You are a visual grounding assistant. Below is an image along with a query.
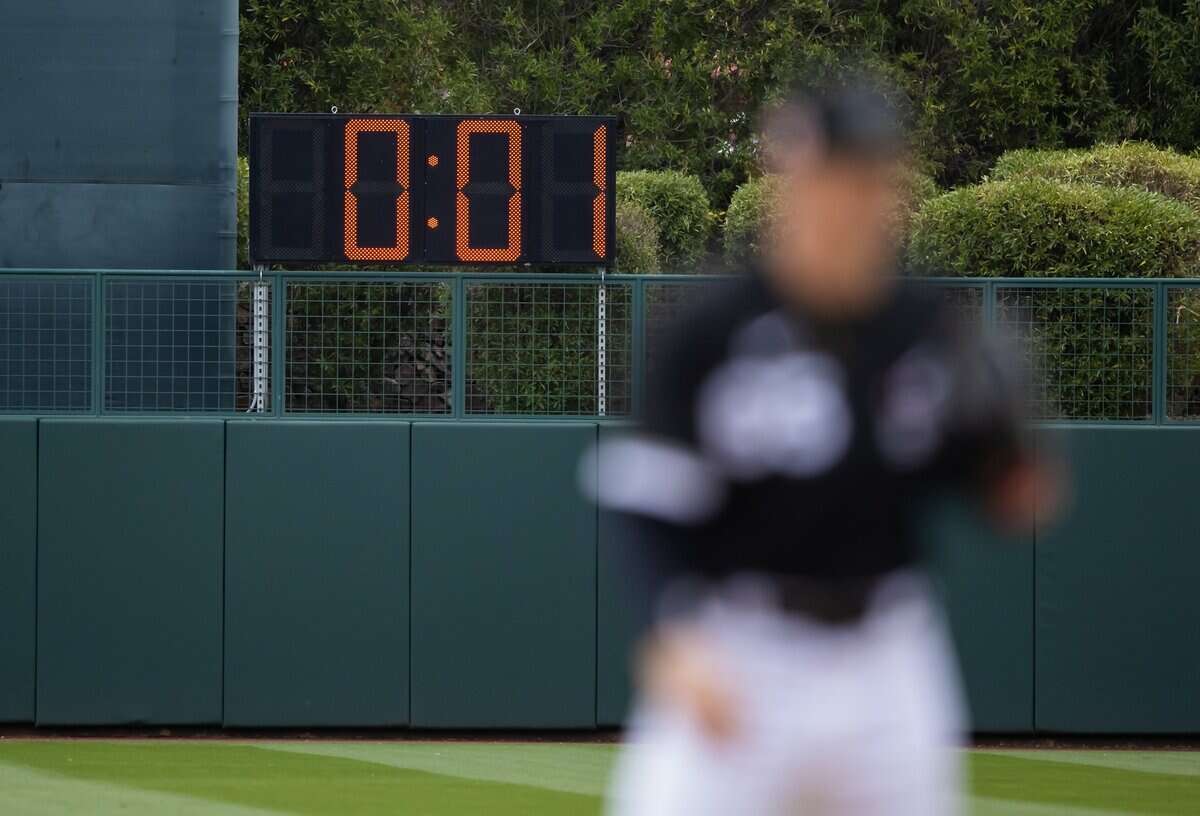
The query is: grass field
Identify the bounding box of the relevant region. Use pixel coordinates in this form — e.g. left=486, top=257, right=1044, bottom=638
left=0, top=739, right=1197, bottom=814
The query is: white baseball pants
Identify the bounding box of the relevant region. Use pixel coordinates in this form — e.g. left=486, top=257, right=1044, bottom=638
left=607, top=573, right=966, bottom=816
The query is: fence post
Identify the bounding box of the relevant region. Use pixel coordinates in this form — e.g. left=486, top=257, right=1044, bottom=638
left=596, top=267, right=607, bottom=417
left=1154, top=281, right=1167, bottom=424
left=249, top=266, right=269, bottom=415
left=452, top=275, right=466, bottom=418
left=983, top=279, right=996, bottom=331
left=271, top=272, right=285, bottom=417
left=631, top=278, right=646, bottom=417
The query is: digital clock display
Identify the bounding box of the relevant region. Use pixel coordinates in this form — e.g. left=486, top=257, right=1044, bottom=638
left=249, top=113, right=616, bottom=266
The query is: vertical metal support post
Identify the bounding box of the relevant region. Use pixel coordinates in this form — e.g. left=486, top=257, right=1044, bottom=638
left=596, top=267, right=607, bottom=417
left=631, top=277, right=646, bottom=417
left=983, top=279, right=996, bottom=331
left=92, top=271, right=104, bottom=415
left=452, top=275, right=467, bottom=418
left=249, top=265, right=269, bottom=414
left=271, top=273, right=285, bottom=416
left=1153, top=281, right=1167, bottom=425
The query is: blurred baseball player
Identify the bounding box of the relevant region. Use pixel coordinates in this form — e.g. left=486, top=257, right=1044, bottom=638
left=585, top=78, right=1061, bottom=815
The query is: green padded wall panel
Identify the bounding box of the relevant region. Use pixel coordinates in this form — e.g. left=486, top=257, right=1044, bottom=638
left=0, top=419, right=37, bottom=722
left=1036, top=427, right=1200, bottom=733
left=924, top=497, right=1034, bottom=733
left=411, top=423, right=597, bottom=727
left=596, top=426, right=655, bottom=727
left=224, top=421, right=410, bottom=726
left=37, top=420, right=224, bottom=724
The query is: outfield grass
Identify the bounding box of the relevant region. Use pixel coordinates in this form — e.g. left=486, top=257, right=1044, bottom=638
left=0, top=739, right=1196, bottom=814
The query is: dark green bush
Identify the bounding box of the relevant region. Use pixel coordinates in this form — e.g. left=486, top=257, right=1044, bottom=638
left=615, top=199, right=662, bottom=274
left=723, top=168, right=938, bottom=267
left=991, top=142, right=1200, bottom=212
left=723, top=176, right=779, bottom=268
left=908, top=179, right=1200, bottom=279
left=616, top=171, right=712, bottom=271
left=909, top=178, right=1200, bottom=419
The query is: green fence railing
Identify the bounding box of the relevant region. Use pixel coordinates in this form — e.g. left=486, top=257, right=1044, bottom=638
left=2, top=269, right=1199, bottom=423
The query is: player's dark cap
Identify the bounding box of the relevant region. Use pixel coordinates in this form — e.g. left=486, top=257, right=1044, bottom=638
left=767, top=77, right=907, bottom=161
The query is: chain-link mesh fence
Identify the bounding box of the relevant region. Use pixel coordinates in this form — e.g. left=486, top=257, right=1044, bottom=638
left=285, top=280, right=451, bottom=414
left=465, top=281, right=631, bottom=415
left=105, top=278, right=260, bottom=412
left=0, top=277, right=92, bottom=412
left=994, top=286, right=1155, bottom=421
left=5, top=272, right=1200, bottom=423
left=1166, top=287, right=1200, bottom=420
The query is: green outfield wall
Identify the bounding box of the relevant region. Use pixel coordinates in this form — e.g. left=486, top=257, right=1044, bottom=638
left=0, top=419, right=1195, bottom=733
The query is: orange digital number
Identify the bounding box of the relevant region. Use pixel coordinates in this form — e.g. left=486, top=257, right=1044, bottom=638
left=592, top=125, right=607, bottom=258
left=344, top=118, right=411, bottom=261
left=455, top=119, right=522, bottom=262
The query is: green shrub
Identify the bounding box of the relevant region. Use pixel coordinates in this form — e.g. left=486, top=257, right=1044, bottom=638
left=615, top=198, right=662, bottom=274
left=616, top=171, right=712, bottom=271
left=723, top=168, right=939, bottom=267
left=908, top=178, right=1200, bottom=279
left=909, top=178, right=1200, bottom=419
left=237, top=155, right=250, bottom=269
left=723, top=176, right=780, bottom=268
left=991, top=142, right=1200, bottom=212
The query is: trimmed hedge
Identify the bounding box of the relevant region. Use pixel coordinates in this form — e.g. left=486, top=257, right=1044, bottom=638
left=991, top=142, right=1200, bottom=212
left=616, top=170, right=712, bottom=271
left=723, top=168, right=939, bottom=267
left=723, top=176, right=779, bottom=268
left=908, top=177, right=1200, bottom=420
left=615, top=198, right=662, bottom=274
left=907, top=178, right=1200, bottom=279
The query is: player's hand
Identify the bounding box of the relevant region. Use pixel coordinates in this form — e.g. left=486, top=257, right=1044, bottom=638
left=638, top=625, right=739, bottom=743
left=987, top=457, right=1065, bottom=532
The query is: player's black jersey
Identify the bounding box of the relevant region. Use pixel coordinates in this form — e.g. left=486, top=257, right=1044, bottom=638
left=587, top=269, right=1025, bottom=590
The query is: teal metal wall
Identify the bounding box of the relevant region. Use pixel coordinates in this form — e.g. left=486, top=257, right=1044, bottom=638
left=0, top=1, right=238, bottom=270
left=0, top=418, right=1196, bottom=732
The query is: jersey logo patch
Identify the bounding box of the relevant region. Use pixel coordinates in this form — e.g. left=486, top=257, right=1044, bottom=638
left=697, top=351, right=852, bottom=480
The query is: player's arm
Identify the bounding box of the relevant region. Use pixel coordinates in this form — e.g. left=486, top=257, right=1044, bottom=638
left=942, top=319, right=1066, bottom=531
left=579, top=299, right=742, bottom=739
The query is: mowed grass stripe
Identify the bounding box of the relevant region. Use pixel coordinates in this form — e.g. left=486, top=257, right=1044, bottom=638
left=969, top=795, right=1127, bottom=816
left=969, top=752, right=1200, bottom=815
left=0, top=757, right=282, bottom=816
left=0, top=741, right=603, bottom=816
left=979, top=749, right=1200, bottom=778
left=251, top=741, right=615, bottom=797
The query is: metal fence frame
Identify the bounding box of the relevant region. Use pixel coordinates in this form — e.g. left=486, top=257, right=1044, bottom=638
left=3, top=268, right=1200, bottom=424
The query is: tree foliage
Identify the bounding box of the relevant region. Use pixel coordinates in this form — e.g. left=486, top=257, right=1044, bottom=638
left=241, top=1, right=1200, bottom=206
